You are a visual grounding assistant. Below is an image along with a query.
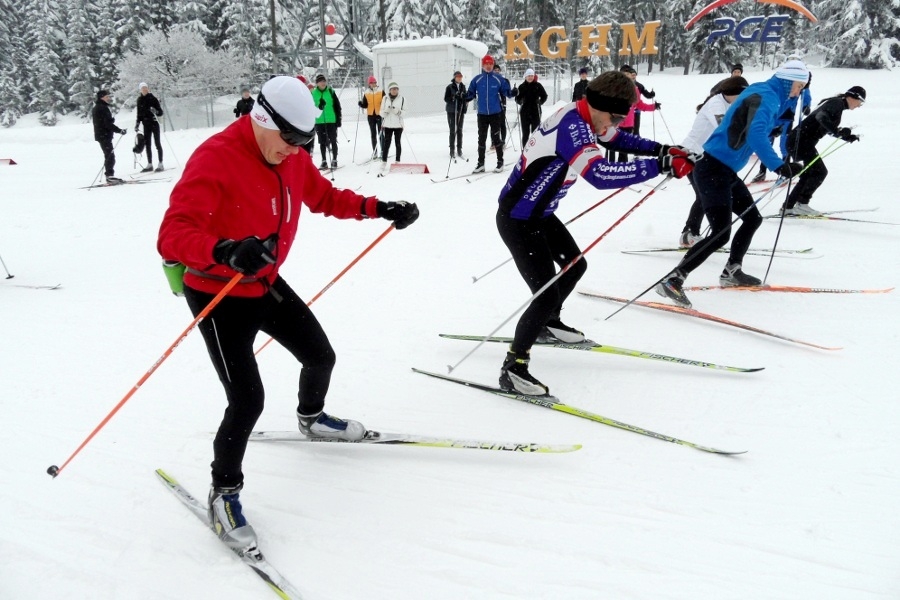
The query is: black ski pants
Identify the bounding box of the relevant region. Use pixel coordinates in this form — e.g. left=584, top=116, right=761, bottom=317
left=382, top=128, right=402, bottom=162
left=316, top=123, right=338, bottom=163
left=785, top=141, right=827, bottom=208
left=366, top=115, right=382, bottom=152
left=477, top=113, right=503, bottom=166
left=683, top=171, right=706, bottom=236
left=676, top=154, right=762, bottom=275
left=496, top=211, right=586, bottom=356
left=447, top=111, right=464, bottom=155
left=615, top=127, right=634, bottom=162
left=141, top=118, right=163, bottom=164
left=184, top=277, right=336, bottom=489
left=98, top=137, right=115, bottom=177
left=520, top=110, right=541, bottom=148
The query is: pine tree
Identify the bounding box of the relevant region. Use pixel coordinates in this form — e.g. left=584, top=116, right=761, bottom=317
left=384, top=0, right=428, bottom=40
left=816, top=0, right=900, bottom=68
left=65, top=0, right=100, bottom=118
left=463, top=0, right=502, bottom=52
left=219, top=0, right=272, bottom=76
left=0, top=0, right=23, bottom=126
left=174, top=0, right=213, bottom=43
left=24, top=0, right=68, bottom=125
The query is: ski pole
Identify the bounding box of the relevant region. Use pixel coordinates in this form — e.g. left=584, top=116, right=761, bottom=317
left=606, top=170, right=811, bottom=322
left=47, top=272, right=244, bottom=478
left=450, top=177, right=670, bottom=373
left=762, top=139, right=846, bottom=284
left=0, top=251, right=13, bottom=279
left=472, top=187, right=633, bottom=284
left=657, top=107, right=675, bottom=144
left=254, top=224, right=395, bottom=355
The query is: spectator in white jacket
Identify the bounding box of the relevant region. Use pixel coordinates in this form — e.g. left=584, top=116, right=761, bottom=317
left=678, top=76, right=749, bottom=248
left=380, top=82, right=405, bottom=165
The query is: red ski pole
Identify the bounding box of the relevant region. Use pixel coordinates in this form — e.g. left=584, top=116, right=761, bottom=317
left=47, top=272, right=244, bottom=478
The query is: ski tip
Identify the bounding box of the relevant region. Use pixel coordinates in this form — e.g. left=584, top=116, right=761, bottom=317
left=745, top=367, right=765, bottom=373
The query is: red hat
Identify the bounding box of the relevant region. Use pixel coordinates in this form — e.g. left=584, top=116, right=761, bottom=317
left=296, top=75, right=308, bottom=84
left=482, top=55, right=494, bottom=66
left=367, top=75, right=377, bottom=85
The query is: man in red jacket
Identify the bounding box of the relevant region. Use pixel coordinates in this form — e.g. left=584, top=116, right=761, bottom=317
left=157, top=75, right=419, bottom=555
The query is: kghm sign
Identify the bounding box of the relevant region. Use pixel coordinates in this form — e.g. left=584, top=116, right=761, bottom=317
left=504, top=23, right=661, bottom=60
left=685, top=0, right=817, bottom=44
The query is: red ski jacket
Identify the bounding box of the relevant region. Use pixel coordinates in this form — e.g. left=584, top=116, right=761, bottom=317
left=158, top=116, right=380, bottom=297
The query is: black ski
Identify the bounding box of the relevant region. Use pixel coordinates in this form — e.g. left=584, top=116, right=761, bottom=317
left=411, top=369, right=746, bottom=455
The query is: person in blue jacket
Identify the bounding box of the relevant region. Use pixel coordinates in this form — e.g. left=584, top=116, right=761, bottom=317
left=495, top=71, right=695, bottom=396
left=751, top=74, right=813, bottom=183
left=467, top=55, right=516, bottom=173
left=656, top=60, right=810, bottom=309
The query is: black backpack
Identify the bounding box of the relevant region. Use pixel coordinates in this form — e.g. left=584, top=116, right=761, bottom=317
left=132, top=132, right=145, bottom=154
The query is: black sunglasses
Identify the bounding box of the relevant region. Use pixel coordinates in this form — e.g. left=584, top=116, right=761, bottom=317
left=256, top=91, right=315, bottom=147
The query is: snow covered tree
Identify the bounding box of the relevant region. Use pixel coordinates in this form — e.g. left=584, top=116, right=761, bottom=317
left=115, top=25, right=250, bottom=98
left=384, top=0, right=428, bottom=40
left=817, top=0, right=900, bottom=68
left=463, top=0, right=503, bottom=52
left=65, top=0, right=100, bottom=118
left=219, top=0, right=272, bottom=76
left=23, top=0, right=67, bottom=125
left=0, top=0, right=24, bottom=125
left=174, top=0, right=213, bottom=43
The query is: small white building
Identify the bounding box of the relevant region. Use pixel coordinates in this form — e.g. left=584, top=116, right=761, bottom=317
left=372, top=37, right=489, bottom=115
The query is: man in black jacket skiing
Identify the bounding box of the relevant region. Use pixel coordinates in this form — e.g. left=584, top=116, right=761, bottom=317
left=92, top=90, right=127, bottom=183
left=515, top=69, right=547, bottom=147
left=444, top=71, right=468, bottom=159
left=783, top=85, right=864, bottom=216
left=136, top=82, right=164, bottom=172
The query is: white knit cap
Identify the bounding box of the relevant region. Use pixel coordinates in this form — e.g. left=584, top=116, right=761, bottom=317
left=139, top=82, right=148, bottom=90
left=249, top=76, right=319, bottom=132
left=774, top=60, right=809, bottom=83
left=524, top=69, right=535, bottom=77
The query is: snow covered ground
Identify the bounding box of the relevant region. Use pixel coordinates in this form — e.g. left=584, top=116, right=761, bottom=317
left=2, top=66, right=898, bottom=600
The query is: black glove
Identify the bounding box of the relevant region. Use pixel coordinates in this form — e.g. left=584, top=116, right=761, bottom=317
left=645, top=89, right=656, bottom=99
left=658, top=150, right=695, bottom=179
left=657, top=144, right=688, bottom=159
left=837, top=127, right=859, bottom=142
left=336, top=119, right=342, bottom=128
left=119, top=128, right=127, bottom=135
left=153, top=108, right=163, bottom=117
left=358, top=100, right=364, bottom=108
left=769, top=126, right=783, bottom=137
left=654, top=101, right=662, bottom=110
left=318, top=98, right=326, bottom=110
left=376, top=201, right=419, bottom=230
left=213, top=236, right=277, bottom=276
left=234, top=108, right=240, bottom=117
left=135, top=120, right=139, bottom=129
left=458, top=90, right=467, bottom=100
left=802, top=105, right=811, bottom=116
left=776, top=162, right=804, bottom=178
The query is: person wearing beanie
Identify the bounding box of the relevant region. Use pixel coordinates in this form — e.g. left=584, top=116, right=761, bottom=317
left=91, top=90, right=127, bottom=183
left=655, top=60, right=810, bottom=308
left=781, top=84, right=865, bottom=216
left=466, top=55, right=516, bottom=173
left=444, top=70, right=468, bottom=159
left=615, top=65, right=659, bottom=162
left=157, top=76, right=419, bottom=553
left=311, top=74, right=342, bottom=169
left=731, top=63, right=744, bottom=77
left=750, top=71, right=814, bottom=184
left=234, top=87, right=255, bottom=119
left=572, top=67, right=590, bottom=101
left=514, top=68, right=547, bottom=147
left=678, top=76, right=750, bottom=248
left=495, top=71, right=693, bottom=396
left=379, top=82, right=405, bottom=166
left=358, top=75, right=383, bottom=159
left=492, top=64, right=514, bottom=147
left=135, top=82, right=165, bottom=172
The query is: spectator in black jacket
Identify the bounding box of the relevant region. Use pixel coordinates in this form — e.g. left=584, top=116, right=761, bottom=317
left=515, top=69, right=547, bottom=147
left=572, top=67, right=589, bottom=101
left=444, top=71, right=468, bottom=159
left=783, top=86, right=865, bottom=216
left=136, top=82, right=164, bottom=172
left=92, top=90, right=126, bottom=183
left=234, top=88, right=254, bottom=118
